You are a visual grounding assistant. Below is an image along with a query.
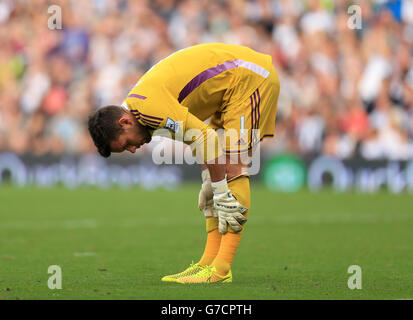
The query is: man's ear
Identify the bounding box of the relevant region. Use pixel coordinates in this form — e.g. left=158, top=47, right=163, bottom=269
left=118, top=115, right=131, bottom=127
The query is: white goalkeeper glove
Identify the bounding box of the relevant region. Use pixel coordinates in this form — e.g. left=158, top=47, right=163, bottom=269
left=198, top=169, right=217, bottom=218
left=211, top=177, right=248, bottom=234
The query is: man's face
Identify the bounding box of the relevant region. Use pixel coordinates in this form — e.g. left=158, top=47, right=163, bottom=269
left=110, top=113, right=152, bottom=154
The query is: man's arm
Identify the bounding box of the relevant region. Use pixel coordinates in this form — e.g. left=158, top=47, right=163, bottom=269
left=185, top=112, right=226, bottom=177
left=205, top=158, right=226, bottom=182
left=185, top=112, right=247, bottom=234
left=201, top=158, right=246, bottom=182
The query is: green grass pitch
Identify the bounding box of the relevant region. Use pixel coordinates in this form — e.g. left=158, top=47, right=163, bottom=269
left=0, top=184, right=412, bottom=300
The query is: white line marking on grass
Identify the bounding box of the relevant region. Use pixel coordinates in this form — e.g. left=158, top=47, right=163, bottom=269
left=74, top=252, right=97, bottom=257
left=120, top=217, right=200, bottom=227
left=118, top=213, right=413, bottom=228
left=0, top=219, right=98, bottom=230
left=2, top=213, right=412, bottom=231
left=252, top=212, right=413, bottom=225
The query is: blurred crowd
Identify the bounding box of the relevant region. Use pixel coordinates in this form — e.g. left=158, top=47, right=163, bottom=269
left=0, top=0, right=413, bottom=160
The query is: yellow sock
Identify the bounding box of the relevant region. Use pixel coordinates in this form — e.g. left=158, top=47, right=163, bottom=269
left=212, top=232, right=242, bottom=275
left=212, top=176, right=250, bottom=275
left=198, top=219, right=221, bottom=266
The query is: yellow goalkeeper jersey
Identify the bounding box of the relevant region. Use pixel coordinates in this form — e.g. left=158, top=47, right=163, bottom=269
left=121, top=43, right=273, bottom=141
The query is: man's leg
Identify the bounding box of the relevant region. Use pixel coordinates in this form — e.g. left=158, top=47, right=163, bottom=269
left=207, top=68, right=279, bottom=276
left=177, top=174, right=250, bottom=283
left=211, top=175, right=250, bottom=276
left=198, top=158, right=248, bottom=268
left=197, top=165, right=222, bottom=266
left=198, top=218, right=221, bottom=266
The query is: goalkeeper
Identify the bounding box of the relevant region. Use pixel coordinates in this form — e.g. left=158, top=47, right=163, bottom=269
left=88, top=43, right=280, bottom=284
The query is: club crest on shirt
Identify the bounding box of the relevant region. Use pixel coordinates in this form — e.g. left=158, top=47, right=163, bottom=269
left=164, top=117, right=180, bottom=133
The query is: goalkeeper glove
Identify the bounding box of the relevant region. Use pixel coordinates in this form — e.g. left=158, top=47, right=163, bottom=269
left=211, top=177, right=248, bottom=234
left=198, top=169, right=217, bottom=218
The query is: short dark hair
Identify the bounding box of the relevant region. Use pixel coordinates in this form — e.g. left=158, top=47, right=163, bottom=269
left=88, top=105, right=125, bottom=158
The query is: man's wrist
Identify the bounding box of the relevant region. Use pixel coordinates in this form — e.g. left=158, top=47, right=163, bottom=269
left=211, top=176, right=228, bottom=195
left=206, top=159, right=226, bottom=183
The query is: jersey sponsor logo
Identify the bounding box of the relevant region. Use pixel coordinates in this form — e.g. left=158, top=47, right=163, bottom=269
left=164, top=117, right=180, bottom=133
left=236, top=138, right=247, bottom=145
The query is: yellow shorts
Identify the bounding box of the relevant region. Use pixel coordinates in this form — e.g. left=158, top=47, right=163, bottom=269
left=209, top=65, right=280, bottom=155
